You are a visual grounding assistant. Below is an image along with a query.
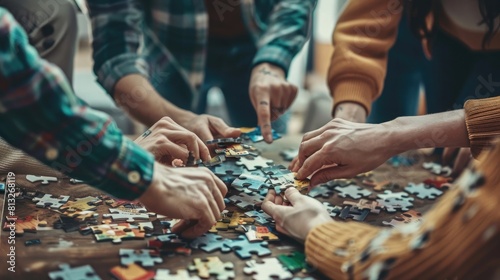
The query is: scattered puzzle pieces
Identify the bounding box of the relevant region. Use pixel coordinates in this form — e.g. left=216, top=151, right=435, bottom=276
left=244, top=258, right=293, bottom=280
left=188, top=257, right=235, bottom=280
left=3, top=216, right=47, bottom=235
left=119, top=249, right=163, bottom=267
left=277, top=252, right=311, bottom=273
left=322, top=202, right=342, bottom=218
left=244, top=210, right=273, bottom=225
left=49, top=264, right=101, bottom=280
left=343, top=199, right=382, bottom=214
left=103, top=208, right=151, bottom=223
left=224, top=235, right=271, bottom=259
left=90, top=223, right=144, bottom=244
left=228, top=192, right=265, bottom=210
left=60, top=196, right=102, bottom=212
left=405, top=183, right=443, bottom=200
left=214, top=160, right=245, bottom=177
left=376, top=190, right=415, bottom=213
left=245, top=225, right=279, bottom=242
left=334, top=184, right=371, bottom=199
left=32, top=194, right=70, bottom=209
left=423, top=162, right=452, bottom=176
left=423, top=176, right=452, bottom=189
left=382, top=210, right=423, bottom=228
left=231, top=173, right=270, bottom=193
left=308, top=184, right=335, bottom=198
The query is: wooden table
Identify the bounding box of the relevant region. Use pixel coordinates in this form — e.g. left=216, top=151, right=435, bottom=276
left=0, top=135, right=443, bottom=279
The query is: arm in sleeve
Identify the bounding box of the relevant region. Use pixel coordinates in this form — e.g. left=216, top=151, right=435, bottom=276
left=464, top=96, right=500, bottom=158
left=0, top=8, right=154, bottom=200
left=252, top=0, right=317, bottom=75
left=87, top=0, right=149, bottom=97
left=328, top=0, right=403, bottom=115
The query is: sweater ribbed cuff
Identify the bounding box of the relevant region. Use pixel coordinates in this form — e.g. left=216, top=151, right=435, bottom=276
left=331, top=79, right=375, bottom=116
left=464, top=97, right=500, bottom=158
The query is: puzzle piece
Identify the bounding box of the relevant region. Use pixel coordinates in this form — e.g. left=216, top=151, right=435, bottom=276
left=334, top=184, right=372, bottom=199
left=110, top=263, right=155, bottom=280
left=49, top=264, right=101, bottom=280
left=245, top=225, right=279, bottom=242
left=280, top=149, right=298, bottom=162
left=236, top=156, right=273, bottom=171
left=119, top=249, right=163, bottom=267
left=147, top=234, right=191, bottom=256
left=228, top=192, right=265, bottom=210
left=60, top=210, right=98, bottom=222
left=3, top=216, right=47, bottom=235
left=241, top=127, right=281, bottom=143
left=231, top=173, right=270, bottom=193
left=339, top=206, right=370, bottom=221
left=308, top=184, right=335, bottom=198
left=32, top=194, right=70, bottom=209
left=277, top=252, right=311, bottom=273
left=26, top=174, right=58, bottom=185
left=362, top=179, right=395, bottom=192
left=25, top=239, right=42, bottom=246
left=214, top=160, right=246, bottom=177
left=60, top=196, right=102, bottom=212
left=322, top=202, right=342, bottom=218
left=201, top=155, right=226, bottom=167
left=376, top=197, right=414, bottom=213
left=228, top=212, right=254, bottom=229
left=244, top=210, right=273, bottom=225
left=326, top=179, right=355, bottom=188
left=224, top=235, right=271, bottom=259
left=405, top=183, right=443, bottom=200
left=382, top=210, right=423, bottom=228
left=422, top=162, right=452, bottom=176
left=423, top=176, right=452, bottom=189
left=269, top=172, right=295, bottom=188
left=190, top=233, right=231, bottom=253
left=217, top=144, right=250, bottom=157
left=343, top=199, right=382, bottom=214
left=206, top=137, right=243, bottom=145
left=387, top=155, right=417, bottom=167
left=53, top=216, right=98, bottom=232
left=262, top=165, right=291, bottom=177
left=188, top=257, right=235, bottom=280
left=377, top=190, right=410, bottom=200
left=244, top=258, right=293, bottom=280
left=209, top=220, right=230, bottom=233
left=90, top=223, right=144, bottom=244
left=155, top=269, right=200, bottom=280
left=103, top=208, right=150, bottom=223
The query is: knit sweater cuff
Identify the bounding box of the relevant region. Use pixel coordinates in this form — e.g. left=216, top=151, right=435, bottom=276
left=331, top=79, right=374, bottom=116
left=464, top=97, right=500, bottom=158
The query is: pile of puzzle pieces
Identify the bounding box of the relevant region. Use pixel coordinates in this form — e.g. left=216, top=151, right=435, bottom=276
left=3, top=127, right=456, bottom=280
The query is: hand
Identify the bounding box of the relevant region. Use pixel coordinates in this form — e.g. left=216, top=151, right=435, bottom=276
left=134, top=117, right=211, bottom=164
left=443, top=147, right=472, bottom=177
left=295, top=118, right=398, bottom=186
left=138, top=162, right=228, bottom=238
left=333, top=102, right=367, bottom=123
left=177, top=113, right=241, bottom=142
left=249, top=63, right=298, bottom=143
left=261, top=188, right=332, bottom=242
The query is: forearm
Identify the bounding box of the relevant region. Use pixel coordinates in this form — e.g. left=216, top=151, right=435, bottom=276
left=387, top=110, right=469, bottom=153
left=114, top=74, right=196, bottom=127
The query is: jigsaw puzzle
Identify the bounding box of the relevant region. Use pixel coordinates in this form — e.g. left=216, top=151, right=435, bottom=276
left=26, top=174, right=58, bottom=185
left=241, top=127, right=281, bottom=143
left=224, top=235, right=271, bottom=259
left=228, top=212, right=255, bottom=228
left=423, top=176, right=452, bottom=189
left=308, top=184, right=335, bottom=198
left=103, top=208, right=151, bottom=223
left=422, top=162, right=452, bottom=176
left=343, top=199, right=383, bottom=214
left=32, top=194, right=70, bottom=209
left=189, top=233, right=231, bottom=253
left=376, top=190, right=415, bottom=213
left=188, top=257, right=235, bottom=280
left=228, top=192, right=265, bottom=210
left=3, top=216, right=47, bottom=235
left=244, top=258, right=293, bottom=280
left=49, top=264, right=101, bottom=280
left=362, top=179, right=395, bottom=192
left=277, top=252, right=310, bottom=273
left=244, top=210, right=273, bottom=225
left=110, top=263, right=155, bottom=280
left=53, top=216, right=98, bottom=232
left=322, top=202, right=342, bottom=218
left=206, top=137, right=242, bottom=145
left=119, top=249, right=163, bottom=267
left=155, top=269, right=201, bottom=280
left=405, top=183, right=443, bottom=200
left=334, top=184, right=372, bottom=199
left=245, top=225, right=279, bottom=242
left=387, top=155, right=417, bottom=167
left=90, top=223, right=144, bottom=244
left=214, top=160, right=245, bottom=177
left=231, top=173, right=270, bottom=193
left=339, top=206, right=370, bottom=221
left=236, top=155, right=273, bottom=171
left=262, top=165, right=291, bottom=177
left=60, top=210, right=98, bottom=222
left=382, top=210, right=423, bottom=228
left=60, top=196, right=102, bottom=212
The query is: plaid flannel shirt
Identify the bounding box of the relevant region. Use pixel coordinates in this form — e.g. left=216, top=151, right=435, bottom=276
left=0, top=8, right=154, bottom=200
left=88, top=0, right=317, bottom=110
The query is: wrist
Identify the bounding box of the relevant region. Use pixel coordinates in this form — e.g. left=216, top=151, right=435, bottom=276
left=384, top=117, right=422, bottom=154
left=334, top=102, right=367, bottom=123
left=252, top=62, right=285, bottom=79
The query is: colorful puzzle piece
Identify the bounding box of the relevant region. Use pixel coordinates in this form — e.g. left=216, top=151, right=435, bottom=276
left=228, top=192, right=265, bottom=210
left=224, top=235, right=271, bottom=259
left=103, top=208, right=151, bottom=223
left=119, top=249, right=163, bottom=267
left=244, top=258, right=293, bottom=280
left=155, top=269, right=200, bottom=280
left=3, top=216, right=47, bottom=235
left=110, top=263, right=155, bottom=280
left=245, top=225, right=279, bottom=242
left=190, top=233, right=231, bottom=253
left=405, top=183, right=443, bottom=200
left=422, top=162, right=452, bottom=176
left=49, top=264, right=101, bottom=280
left=26, top=174, right=58, bottom=185
left=244, top=210, right=273, bottom=225
left=60, top=196, right=102, bottom=212
left=32, top=194, right=70, bottom=209
left=343, top=199, right=383, bottom=214
left=322, top=202, right=342, bottom=218
left=188, top=257, right=235, bottom=280
left=423, top=176, right=452, bottom=189
left=382, top=210, right=423, bottom=228
left=90, top=223, right=144, bottom=244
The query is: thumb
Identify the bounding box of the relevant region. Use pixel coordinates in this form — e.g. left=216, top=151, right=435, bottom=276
left=261, top=201, right=278, bottom=217
left=284, top=188, right=304, bottom=205
left=210, top=118, right=241, bottom=138
left=310, top=166, right=356, bottom=186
